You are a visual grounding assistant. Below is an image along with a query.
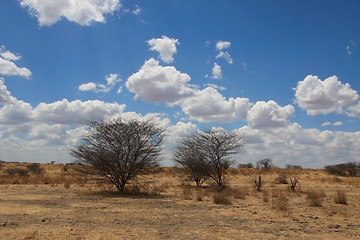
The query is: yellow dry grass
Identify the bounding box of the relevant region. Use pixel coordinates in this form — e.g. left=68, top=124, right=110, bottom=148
left=0, top=163, right=359, bottom=239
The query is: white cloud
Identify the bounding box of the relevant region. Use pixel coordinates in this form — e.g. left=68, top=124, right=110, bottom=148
left=0, top=46, right=32, bottom=79
left=216, top=41, right=231, bottom=50
left=333, top=121, right=343, bottom=126
left=236, top=123, right=360, bottom=168
left=132, top=4, right=141, bottom=15
left=216, top=51, right=233, bottom=64
left=346, top=46, right=352, bottom=55
left=212, top=63, right=222, bottom=79
left=78, top=73, right=121, bottom=93
left=294, top=75, right=359, bottom=116
left=78, top=82, right=97, bottom=91
left=147, top=36, right=179, bottom=64
left=321, top=121, right=331, bottom=127
left=203, top=83, right=226, bottom=91
left=178, top=87, right=251, bottom=123
left=0, top=78, right=16, bottom=105
left=20, top=0, right=121, bottom=26
left=126, top=58, right=194, bottom=103
left=0, top=46, right=21, bottom=61
left=33, top=99, right=126, bottom=125
left=247, top=100, right=295, bottom=129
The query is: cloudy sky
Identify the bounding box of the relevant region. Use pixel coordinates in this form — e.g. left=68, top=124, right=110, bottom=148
left=1, top=0, right=360, bottom=168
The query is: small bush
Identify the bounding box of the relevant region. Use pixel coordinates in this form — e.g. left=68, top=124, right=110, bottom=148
left=213, top=192, right=232, bottom=205
left=275, top=174, right=288, bottom=184
left=238, top=163, right=253, bottom=168
left=230, top=187, right=249, bottom=199
left=334, top=190, right=347, bottom=205
left=286, top=164, right=303, bottom=169
left=306, top=190, right=325, bottom=207
left=6, top=168, right=29, bottom=177
left=272, top=190, right=289, bottom=212
left=182, top=186, right=193, bottom=200
left=27, top=163, right=44, bottom=174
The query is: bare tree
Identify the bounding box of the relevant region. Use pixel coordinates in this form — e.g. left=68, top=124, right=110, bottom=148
left=71, top=119, right=164, bottom=193
left=173, top=136, right=211, bottom=187
left=256, top=158, right=273, bottom=170
left=194, top=129, right=244, bottom=188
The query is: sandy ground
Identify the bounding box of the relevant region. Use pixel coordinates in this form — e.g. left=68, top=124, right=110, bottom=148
left=0, top=164, right=359, bottom=239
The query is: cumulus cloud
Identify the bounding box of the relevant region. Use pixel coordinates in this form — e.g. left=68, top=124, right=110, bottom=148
left=216, top=41, right=231, bottom=50
left=78, top=73, right=121, bottom=93
left=147, top=36, right=179, bottom=64
left=294, top=75, right=359, bottom=116
left=247, top=100, right=295, bottom=129
left=20, top=0, right=121, bottom=26
left=216, top=51, right=233, bottom=64
left=178, top=87, right=251, bottom=122
left=0, top=46, right=32, bottom=78
left=212, top=63, right=222, bottom=79
left=0, top=78, right=16, bottom=105
left=321, top=122, right=331, bottom=127
left=126, top=58, right=194, bottom=103
left=32, top=99, right=126, bottom=125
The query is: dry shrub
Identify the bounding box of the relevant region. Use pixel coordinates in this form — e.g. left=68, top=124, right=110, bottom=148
left=63, top=182, right=71, bottom=189
left=228, top=168, right=239, bottom=175
left=229, top=187, right=249, bottom=199
left=27, top=163, right=44, bottom=174
left=196, top=190, right=205, bottom=201
left=272, top=189, right=289, bottom=212
left=182, top=186, right=193, bottom=200
left=306, top=190, right=325, bottom=207
left=263, top=190, right=269, bottom=203
left=275, top=174, right=288, bottom=184
left=213, top=191, right=232, bottom=205
left=334, top=190, right=347, bottom=205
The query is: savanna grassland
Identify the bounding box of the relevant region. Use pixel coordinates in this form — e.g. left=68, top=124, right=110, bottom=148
left=0, top=162, right=359, bottom=239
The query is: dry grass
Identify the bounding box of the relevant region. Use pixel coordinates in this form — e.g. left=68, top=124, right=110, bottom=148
left=306, top=189, right=326, bottom=207
left=0, top=163, right=359, bottom=239
left=212, top=191, right=232, bottom=205
left=272, top=189, right=289, bottom=212
left=334, top=190, right=347, bottom=205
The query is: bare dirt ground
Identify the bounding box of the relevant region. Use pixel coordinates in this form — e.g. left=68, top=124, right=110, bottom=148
left=0, top=163, right=359, bottom=239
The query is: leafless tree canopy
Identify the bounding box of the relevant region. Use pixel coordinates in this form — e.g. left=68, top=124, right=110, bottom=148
left=71, top=119, right=164, bottom=192
left=173, top=136, right=211, bottom=187
left=256, top=158, right=273, bottom=170
left=194, top=129, right=244, bottom=187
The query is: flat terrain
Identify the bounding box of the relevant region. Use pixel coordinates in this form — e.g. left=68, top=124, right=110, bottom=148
left=0, top=163, right=359, bottom=239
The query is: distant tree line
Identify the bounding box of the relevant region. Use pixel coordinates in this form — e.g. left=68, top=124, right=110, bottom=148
left=324, top=162, right=360, bottom=177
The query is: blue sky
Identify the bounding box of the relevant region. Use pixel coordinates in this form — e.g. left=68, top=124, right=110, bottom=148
left=0, top=0, right=359, bottom=168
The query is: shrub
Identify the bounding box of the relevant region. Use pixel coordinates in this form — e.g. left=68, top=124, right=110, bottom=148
left=272, top=190, right=289, bottom=212
left=306, top=190, right=325, bottom=207
left=27, top=163, right=44, bottom=174
left=254, top=175, right=264, bottom=191
left=286, top=164, right=303, bottom=169
left=213, top=191, right=232, bottom=205
left=6, top=168, right=29, bottom=177
left=229, top=187, right=249, bottom=199
left=182, top=186, right=193, bottom=200
left=275, top=174, right=288, bottom=184
left=238, top=163, right=253, bottom=168
left=334, top=190, right=347, bottom=205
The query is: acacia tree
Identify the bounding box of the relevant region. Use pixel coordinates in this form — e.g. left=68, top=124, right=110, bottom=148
left=194, top=129, right=244, bottom=188
left=256, top=158, right=273, bottom=170
left=173, top=136, right=211, bottom=187
left=71, top=119, right=164, bottom=193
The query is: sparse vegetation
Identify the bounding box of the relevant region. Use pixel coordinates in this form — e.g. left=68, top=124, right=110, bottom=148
left=289, top=177, right=300, bottom=192
left=238, top=163, right=253, bottom=168
left=334, top=190, right=347, bottom=205
left=212, top=191, right=232, bottom=205
left=306, top=190, right=325, bottom=207
left=27, top=163, right=44, bottom=174
left=254, top=175, right=264, bottom=192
